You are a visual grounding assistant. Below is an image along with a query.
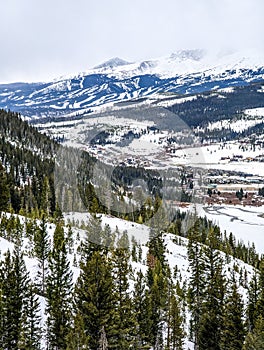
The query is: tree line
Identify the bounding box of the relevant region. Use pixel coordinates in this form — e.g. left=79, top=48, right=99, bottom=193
left=0, top=212, right=264, bottom=349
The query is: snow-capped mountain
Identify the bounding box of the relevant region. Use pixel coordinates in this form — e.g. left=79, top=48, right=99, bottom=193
left=94, top=57, right=131, bottom=70
left=0, top=49, right=263, bottom=118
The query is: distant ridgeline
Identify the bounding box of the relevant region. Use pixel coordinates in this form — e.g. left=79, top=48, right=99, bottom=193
left=0, top=51, right=264, bottom=118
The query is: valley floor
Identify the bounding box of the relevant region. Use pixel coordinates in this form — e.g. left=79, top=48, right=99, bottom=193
left=200, top=204, right=264, bottom=253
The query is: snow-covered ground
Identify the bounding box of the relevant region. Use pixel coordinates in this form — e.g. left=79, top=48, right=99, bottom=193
left=244, top=107, right=264, bottom=117
left=37, top=115, right=156, bottom=151
left=0, top=209, right=258, bottom=350
left=63, top=203, right=264, bottom=255
left=200, top=204, right=264, bottom=253
left=64, top=211, right=150, bottom=246
left=39, top=108, right=264, bottom=177
left=172, top=142, right=264, bottom=176
left=156, top=95, right=198, bottom=107
left=203, top=114, right=264, bottom=133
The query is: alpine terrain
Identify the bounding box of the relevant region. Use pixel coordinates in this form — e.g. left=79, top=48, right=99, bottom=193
left=0, top=49, right=264, bottom=350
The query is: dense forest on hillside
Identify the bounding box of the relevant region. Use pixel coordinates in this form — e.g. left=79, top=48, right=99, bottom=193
left=0, top=110, right=59, bottom=216
left=167, top=82, right=264, bottom=128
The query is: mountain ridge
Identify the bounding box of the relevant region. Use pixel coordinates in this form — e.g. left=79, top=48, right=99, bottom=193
left=0, top=49, right=263, bottom=119
left=94, top=57, right=131, bottom=69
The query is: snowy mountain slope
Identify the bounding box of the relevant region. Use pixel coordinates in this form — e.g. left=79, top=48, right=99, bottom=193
left=0, top=211, right=257, bottom=350
left=0, top=50, right=264, bottom=118
left=94, top=57, right=131, bottom=69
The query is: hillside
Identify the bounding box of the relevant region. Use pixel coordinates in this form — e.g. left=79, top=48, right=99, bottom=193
left=0, top=109, right=58, bottom=216
left=0, top=210, right=262, bottom=349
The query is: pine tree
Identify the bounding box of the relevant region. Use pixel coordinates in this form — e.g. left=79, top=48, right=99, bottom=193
left=145, top=225, right=170, bottom=350
left=81, top=214, right=104, bottom=260
left=255, top=259, right=264, bottom=323
left=221, top=275, right=245, bottom=350
left=247, top=270, right=259, bottom=331
left=102, top=223, right=115, bottom=250
left=167, top=292, right=185, bottom=350
left=148, top=232, right=167, bottom=271
left=198, top=230, right=225, bottom=350
left=34, top=215, right=50, bottom=295
left=244, top=261, right=264, bottom=349
left=187, top=220, right=205, bottom=349
left=0, top=162, right=10, bottom=212
left=73, top=250, right=116, bottom=350
left=40, top=176, right=51, bottom=216
left=0, top=247, right=30, bottom=350
left=65, top=224, right=74, bottom=254
left=54, top=202, right=63, bottom=222
left=0, top=250, right=9, bottom=347
left=13, top=215, right=24, bottom=247
left=66, top=312, right=89, bottom=350
left=111, top=240, right=137, bottom=349
left=18, top=283, right=42, bottom=349
left=46, top=222, right=73, bottom=349
left=147, top=259, right=168, bottom=349
left=243, top=315, right=264, bottom=350
left=133, top=270, right=152, bottom=348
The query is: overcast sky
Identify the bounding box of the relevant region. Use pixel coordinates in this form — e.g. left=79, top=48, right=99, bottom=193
left=0, top=0, right=263, bottom=83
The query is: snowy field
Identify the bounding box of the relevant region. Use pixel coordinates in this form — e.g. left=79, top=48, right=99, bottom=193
left=172, top=142, right=264, bottom=176
left=64, top=211, right=150, bottom=246
left=200, top=204, right=264, bottom=253
left=64, top=204, right=264, bottom=255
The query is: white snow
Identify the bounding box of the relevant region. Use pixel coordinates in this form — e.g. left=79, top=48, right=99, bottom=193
left=217, top=87, right=235, bottom=93
left=204, top=115, right=264, bottom=133
left=172, top=142, right=264, bottom=177
left=156, top=95, right=197, bottom=107
left=244, top=107, right=264, bottom=117
left=46, top=49, right=264, bottom=87
left=64, top=211, right=150, bottom=245
left=0, top=209, right=260, bottom=350
left=200, top=205, right=264, bottom=253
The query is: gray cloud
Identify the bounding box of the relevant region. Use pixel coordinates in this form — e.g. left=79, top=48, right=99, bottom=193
left=0, top=0, right=263, bottom=83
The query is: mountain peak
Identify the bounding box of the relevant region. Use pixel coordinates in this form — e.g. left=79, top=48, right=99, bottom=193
left=94, top=57, right=131, bottom=69
left=170, top=49, right=205, bottom=61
